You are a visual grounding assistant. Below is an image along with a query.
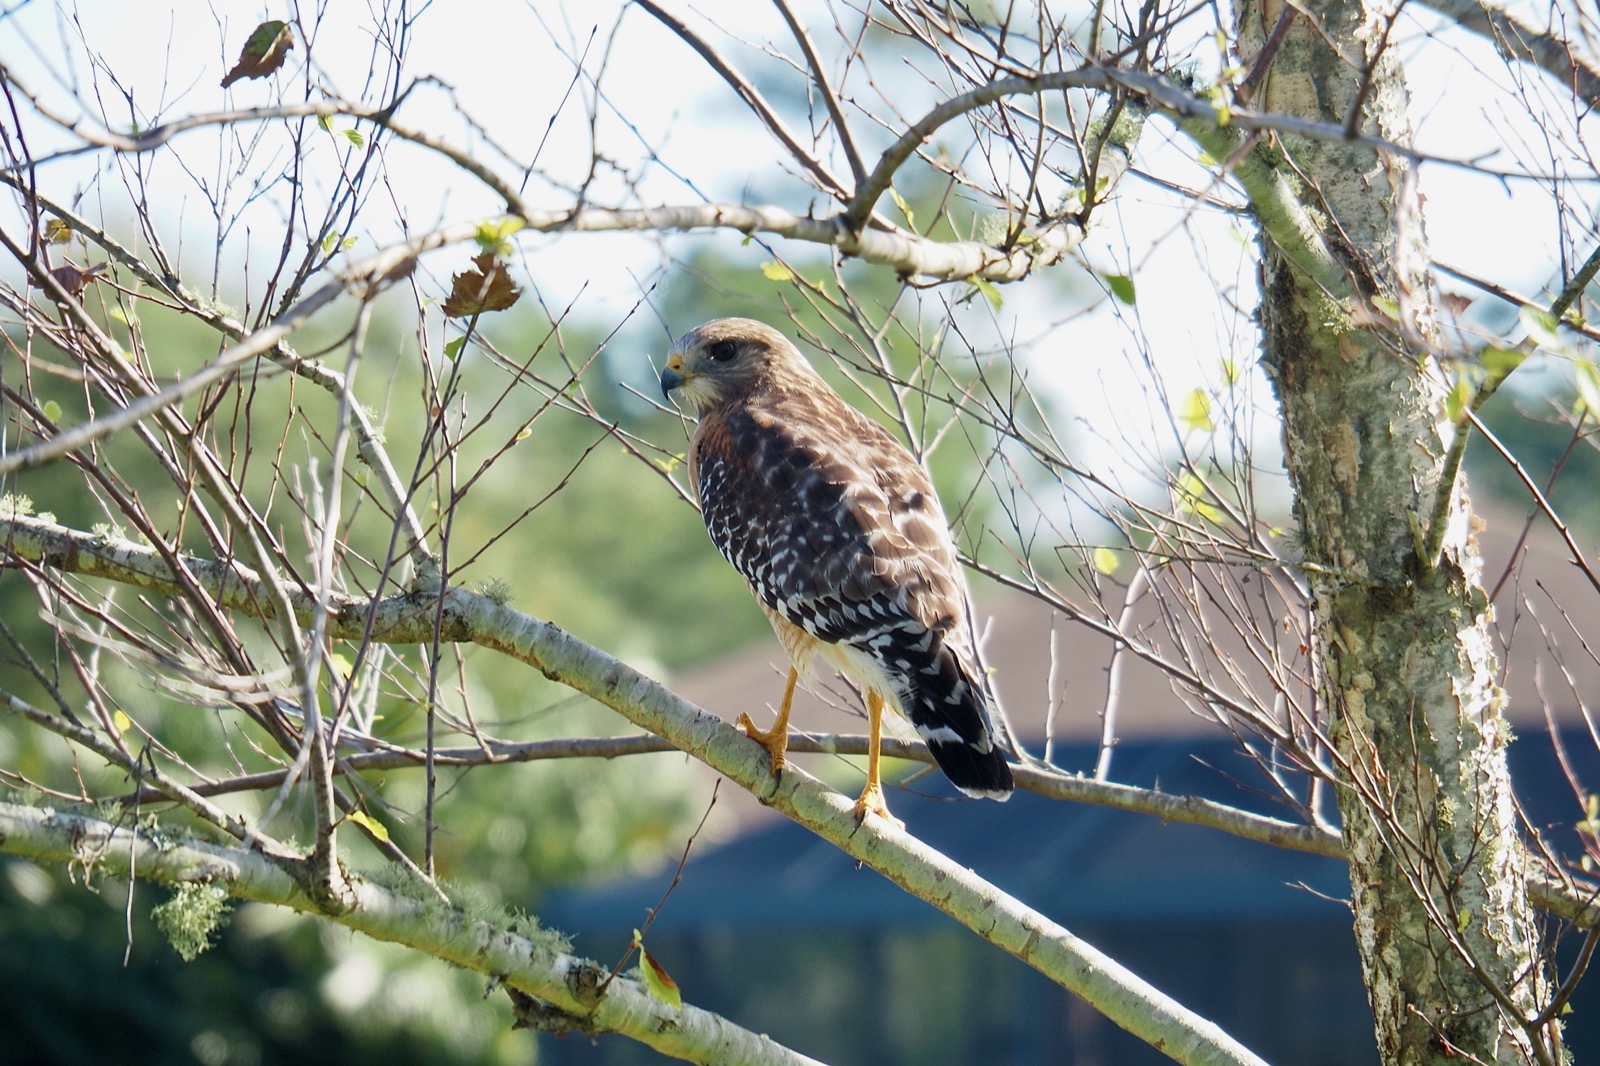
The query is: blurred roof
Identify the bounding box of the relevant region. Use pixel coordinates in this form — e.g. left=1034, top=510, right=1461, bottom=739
left=543, top=725, right=1594, bottom=937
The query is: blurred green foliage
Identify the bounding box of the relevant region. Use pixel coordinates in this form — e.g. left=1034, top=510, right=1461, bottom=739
left=0, top=857, right=540, bottom=1066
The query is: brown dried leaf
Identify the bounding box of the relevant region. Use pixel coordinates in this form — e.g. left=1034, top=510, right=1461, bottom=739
left=221, top=21, right=295, bottom=89
left=442, top=252, right=521, bottom=318
left=48, top=262, right=107, bottom=300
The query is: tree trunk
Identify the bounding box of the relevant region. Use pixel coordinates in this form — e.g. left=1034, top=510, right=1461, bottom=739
left=1237, top=0, right=1558, bottom=1061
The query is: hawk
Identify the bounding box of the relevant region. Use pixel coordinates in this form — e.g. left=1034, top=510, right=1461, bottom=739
left=660, top=318, right=1014, bottom=825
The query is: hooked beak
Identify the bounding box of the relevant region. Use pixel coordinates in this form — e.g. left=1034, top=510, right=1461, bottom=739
left=659, top=352, right=687, bottom=399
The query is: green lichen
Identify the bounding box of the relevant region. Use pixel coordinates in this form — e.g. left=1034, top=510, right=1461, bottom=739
left=0, top=494, right=35, bottom=519
left=153, top=882, right=233, bottom=961
left=365, top=863, right=569, bottom=959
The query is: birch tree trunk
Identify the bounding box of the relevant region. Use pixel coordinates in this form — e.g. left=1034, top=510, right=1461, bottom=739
left=1237, top=0, right=1558, bottom=1060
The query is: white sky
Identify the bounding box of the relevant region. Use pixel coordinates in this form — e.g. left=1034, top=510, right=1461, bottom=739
left=1, top=0, right=1594, bottom=495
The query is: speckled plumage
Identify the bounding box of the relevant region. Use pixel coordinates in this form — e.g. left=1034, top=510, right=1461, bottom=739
left=660, top=319, right=1013, bottom=804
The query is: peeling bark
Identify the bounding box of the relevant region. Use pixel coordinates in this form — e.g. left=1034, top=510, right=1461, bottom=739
left=1237, top=0, right=1557, bottom=1060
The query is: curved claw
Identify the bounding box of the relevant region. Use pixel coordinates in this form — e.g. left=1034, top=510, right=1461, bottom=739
left=853, top=781, right=904, bottom=830
left=736, top=711, right=789, bottom=776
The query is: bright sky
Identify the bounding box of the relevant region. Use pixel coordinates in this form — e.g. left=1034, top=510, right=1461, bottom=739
left=1, top=0, right=1593, bottom=495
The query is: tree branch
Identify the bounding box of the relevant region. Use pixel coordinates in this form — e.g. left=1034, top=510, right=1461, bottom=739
left=1420, top=0, right=1600, bottom=109
left=14, top=511, right=1598, bottom=933
left=0, top=802, right=827, bottom=1066
left=0, top=512, right=1267, bottom=1065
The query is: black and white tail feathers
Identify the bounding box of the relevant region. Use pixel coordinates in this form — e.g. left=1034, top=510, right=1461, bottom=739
left=865, top=620, right=1014, bottom=800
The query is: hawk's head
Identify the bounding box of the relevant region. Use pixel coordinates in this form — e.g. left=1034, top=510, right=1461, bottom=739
left=660, top=318, right=819, bottom=414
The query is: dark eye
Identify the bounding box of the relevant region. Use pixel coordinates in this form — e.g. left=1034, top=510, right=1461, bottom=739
left=707, top=340, right=738, bottom=363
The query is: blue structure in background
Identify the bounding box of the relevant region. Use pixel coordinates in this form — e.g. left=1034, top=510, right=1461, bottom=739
left=542, top=731, right=1598, bottom=1065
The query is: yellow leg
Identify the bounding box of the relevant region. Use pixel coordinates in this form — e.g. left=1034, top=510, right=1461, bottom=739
left=853, top=690, right=904, bottom=829
left=738, top=667, right=797, bottom=775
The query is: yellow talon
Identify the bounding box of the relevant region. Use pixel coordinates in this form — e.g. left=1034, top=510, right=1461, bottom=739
left=738, top=667, right=797, bottom=775
left=852, top=689, right=903, bottom=828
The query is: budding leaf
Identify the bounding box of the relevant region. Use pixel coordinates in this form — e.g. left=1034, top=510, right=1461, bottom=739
left=473, top=218, right=525, bottom=257
left=760, top=261, right=794, bottom=283
left=1092, top=546, right=1120, bottom=576
left=633, top=930, right=681, bottom=1009
left=970, top=276, right=1003, bottom=311
left=1479, top=345, right=1524, bottom=377
left=1444, top=374, right=1472, bottom=423
left=221, top=21, right=295, bottom=88
left=890, top=187, right=916, bottom=230
left=1179, top=388, right=1213, bottom=433
left=346, top=809, right=390, bottom=843
left=1103, top=273, right=1136, bottom=305
left=1576, top=362, right=1600, bottom=419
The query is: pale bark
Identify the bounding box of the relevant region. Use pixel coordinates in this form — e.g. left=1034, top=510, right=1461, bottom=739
left=1235, top=0, right=1558, bottom=1061
left=0, top=513, right=1268, bottom=1066
left=0, top=802, right=826, bottom=1066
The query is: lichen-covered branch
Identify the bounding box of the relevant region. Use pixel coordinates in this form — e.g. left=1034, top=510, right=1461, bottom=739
left=0, top=802, right=827, bottom=1066
left=1, top=512, right=1267, bottom=1066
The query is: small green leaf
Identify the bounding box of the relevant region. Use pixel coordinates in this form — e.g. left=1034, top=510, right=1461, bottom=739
left=41, top=400, right=62, bottom=423
left=1444, top=374, right=1472, bottom=423
left=1575, top=362, right=1600, bottom=419
left=473, top=218, right=526, bottom=257
left=321, top=232, right=338, bottom=255
left=1178, top=388, right=1213, bottom=433
left=1479, top=345, right=1525, bottom=377
left=1103, top=273, right=1136, bottom=305
left=112, top=709, right=133, bottom=735
left=633, top=931, right=681, bottom=1009
left=317, top=114, right=333, bottom=132
left=1456, top=909, right=1470, bottom=932
left=1091, top=546, right=1120, bottom=575
left=340, top=235, right=358, bottom=251
left=971, top=276, right=1002, bottom=311
left=444, top=337, right=467, bottom=362
left=1369, top=295, right=1399, bottom=321
left=1520, top=305, right=1561, bottom=347
left=328, top=651, right=353, bottom=681
left=1220, top=358, right=1241, bottom=387
left=889, top=188, right=916, bottom=230
left=760, top=260, right=794, bottom=283
left=1174, top=471, right=1222, bottom=523
left=343, top=128, right=365, bottom=148
left=346, top=809, right=390, bottom=843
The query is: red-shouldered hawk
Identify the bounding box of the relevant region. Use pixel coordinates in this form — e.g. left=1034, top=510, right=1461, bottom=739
left=660, top=318, right=1014, bottom=825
